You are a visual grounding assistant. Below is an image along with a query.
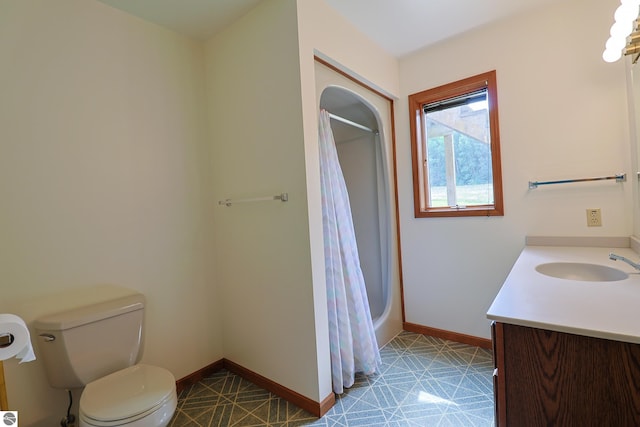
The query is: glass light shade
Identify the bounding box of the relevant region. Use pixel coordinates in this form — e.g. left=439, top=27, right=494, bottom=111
left=603, top=48, right=622, bottom=63
left=611, top=21, right=634, bottom=38
left=621, top=0, right=640, bottom=7
left=606, top=35, right=627, bottom=52
left=614, top=3, right=639, bottom=24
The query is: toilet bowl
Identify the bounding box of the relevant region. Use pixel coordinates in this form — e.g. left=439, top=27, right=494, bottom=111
left=79, top=364, right=177, bottom=427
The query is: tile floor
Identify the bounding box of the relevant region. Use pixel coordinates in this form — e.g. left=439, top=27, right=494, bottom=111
left=169, top=331, right=495, bottom=426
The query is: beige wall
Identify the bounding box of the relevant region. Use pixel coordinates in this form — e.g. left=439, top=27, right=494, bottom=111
left=0, top=1, right=220, bottom=425
left=205, top=0, right=329, bottom=403
left=397, top=0, right=631, bottom=339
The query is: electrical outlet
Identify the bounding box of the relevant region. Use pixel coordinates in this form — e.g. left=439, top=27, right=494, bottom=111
left=586, top=208, right=602, bottom=227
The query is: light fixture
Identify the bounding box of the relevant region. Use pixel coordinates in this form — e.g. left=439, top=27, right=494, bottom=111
left=610, top=20, right=633, bottom=38
left=603, top=0, right=640, bottom=63
left=615, top=3, right=639, bottom=22
left=603, top=47, right=623, bottom=63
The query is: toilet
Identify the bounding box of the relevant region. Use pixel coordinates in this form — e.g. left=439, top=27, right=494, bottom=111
left=33, top=286, right=177, bottom=427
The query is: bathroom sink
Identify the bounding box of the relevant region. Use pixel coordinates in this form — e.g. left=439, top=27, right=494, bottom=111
left=535, top=262, right=628, bottom=282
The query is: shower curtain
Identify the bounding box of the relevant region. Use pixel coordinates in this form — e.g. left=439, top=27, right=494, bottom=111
left=318, top=109, right=380, bottom=394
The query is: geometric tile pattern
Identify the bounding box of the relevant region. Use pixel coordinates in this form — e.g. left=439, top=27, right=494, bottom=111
left=169, top=331, right=495, bottom=426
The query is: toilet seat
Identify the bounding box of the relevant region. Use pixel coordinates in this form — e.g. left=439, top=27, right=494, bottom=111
left=79, top=364, right=177, bottom=427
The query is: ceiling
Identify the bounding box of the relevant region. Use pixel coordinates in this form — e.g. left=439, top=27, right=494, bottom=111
left=324, top=0, right=559, bottom=57
left=97, top=0, right=558, bottom=58
left=97, top=0, right=262, bottom=41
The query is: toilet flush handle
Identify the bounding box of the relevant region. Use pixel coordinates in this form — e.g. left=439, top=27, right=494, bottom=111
left=38, top=333, right=55, bottom=342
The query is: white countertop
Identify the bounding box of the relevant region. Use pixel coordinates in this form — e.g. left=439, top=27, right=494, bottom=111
left=486, top=244, right=640, bottom=344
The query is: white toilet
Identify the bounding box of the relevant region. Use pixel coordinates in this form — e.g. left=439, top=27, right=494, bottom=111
left=33, top=286, right=177, bottom=427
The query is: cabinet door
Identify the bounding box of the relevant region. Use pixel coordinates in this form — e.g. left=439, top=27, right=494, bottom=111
left=491, top=322, right=506, bottom=426
left=502, top=323, right=640, bottom=426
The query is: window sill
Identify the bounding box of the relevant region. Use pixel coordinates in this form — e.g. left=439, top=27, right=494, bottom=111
left=415, top=205, right=503, bottom=218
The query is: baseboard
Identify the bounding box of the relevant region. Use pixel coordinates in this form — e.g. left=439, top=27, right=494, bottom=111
left=174, top=358, right=335, bottom=418
left=175, top=359, right=224, bottom=394
left=223, top=359, right=335, bottom=417
left=403, top=322, right=492, bottom=349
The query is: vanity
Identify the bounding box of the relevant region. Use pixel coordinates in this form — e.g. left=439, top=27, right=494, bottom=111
left=487, top=239, right=640, bottom=426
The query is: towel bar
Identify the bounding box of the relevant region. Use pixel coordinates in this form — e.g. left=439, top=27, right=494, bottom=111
left=218, top=193, right=288, bottom=207
left=528, top=174, right=626, bottom=189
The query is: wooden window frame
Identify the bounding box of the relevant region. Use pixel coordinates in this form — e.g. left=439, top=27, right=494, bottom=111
left=408, top=70, right=504, bottom=218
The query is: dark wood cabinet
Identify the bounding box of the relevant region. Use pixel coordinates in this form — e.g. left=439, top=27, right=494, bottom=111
left=492, top=322, right=640, bottom=426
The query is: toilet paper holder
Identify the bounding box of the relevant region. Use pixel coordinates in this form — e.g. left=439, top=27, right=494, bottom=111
left=0, top=333, right=13, bottom=348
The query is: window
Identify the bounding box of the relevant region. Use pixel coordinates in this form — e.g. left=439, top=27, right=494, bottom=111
left=409, top=70, right=504, bottom=218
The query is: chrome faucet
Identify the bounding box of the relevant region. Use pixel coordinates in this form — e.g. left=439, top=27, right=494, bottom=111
left=609, top=252, right=640, bottom=271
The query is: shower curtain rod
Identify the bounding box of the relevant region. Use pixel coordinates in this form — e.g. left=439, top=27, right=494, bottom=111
left=328, top=112, right=377, bottom=134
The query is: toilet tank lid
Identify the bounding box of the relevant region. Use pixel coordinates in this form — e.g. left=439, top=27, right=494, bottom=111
left=33, top=295, right=145, bottom=331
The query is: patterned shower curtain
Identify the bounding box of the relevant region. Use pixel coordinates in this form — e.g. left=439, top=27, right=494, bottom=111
left=318, top=109, right=381, bottom=394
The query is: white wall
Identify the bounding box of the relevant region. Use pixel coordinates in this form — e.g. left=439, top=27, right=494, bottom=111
left=397, top=0, right=631, bottom=339
left=298, top=1, right=399, bottom=99
left=0, top=1, right=220, bottom=425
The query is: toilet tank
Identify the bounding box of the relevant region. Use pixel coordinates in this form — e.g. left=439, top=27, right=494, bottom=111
left=34, top=292, right=145, bottom=389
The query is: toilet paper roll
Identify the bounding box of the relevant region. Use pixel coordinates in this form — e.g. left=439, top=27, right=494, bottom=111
left=0, top=314, right=35, bottom=363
